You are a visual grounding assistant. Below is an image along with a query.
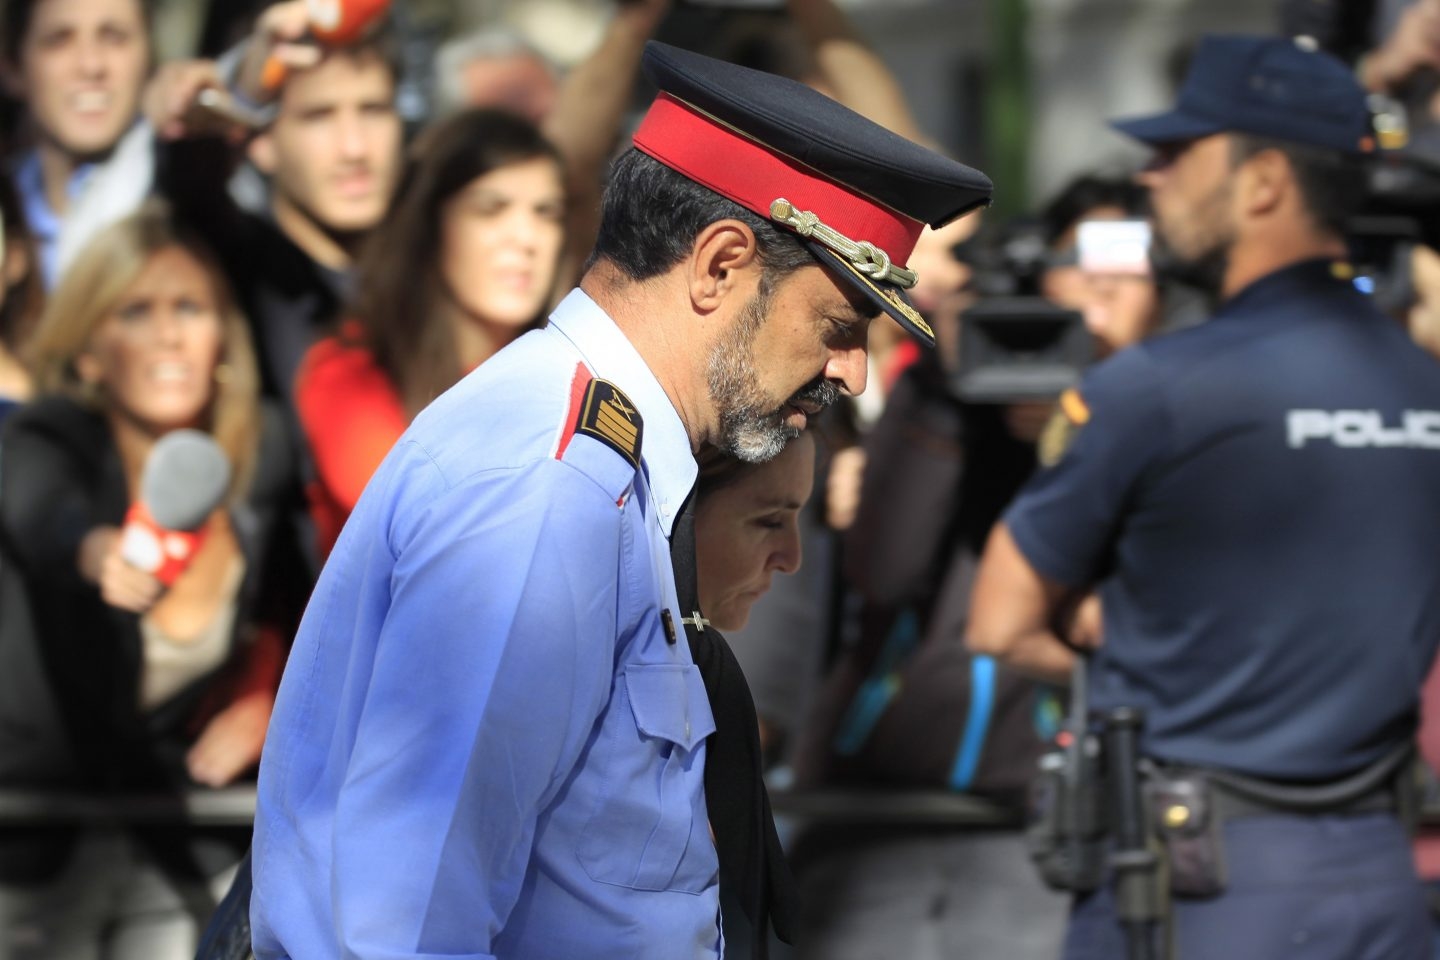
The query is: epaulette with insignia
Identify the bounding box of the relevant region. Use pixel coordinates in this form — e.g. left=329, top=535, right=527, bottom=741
left=554, top=364, right=645, bottom=503
left=577, top=379, right=642, bottom=468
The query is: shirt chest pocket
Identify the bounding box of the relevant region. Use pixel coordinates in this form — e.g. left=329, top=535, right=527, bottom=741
left=577, top=662, right=718, bottom=893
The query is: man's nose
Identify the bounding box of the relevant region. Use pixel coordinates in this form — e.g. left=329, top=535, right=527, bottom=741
left=337, top=113, right=369, bottom=159
left=1134, top=164, right=1165, bottom=189
left=826, top=344, right=868, bottom=397
left=77, top=36, right=107, bottom=77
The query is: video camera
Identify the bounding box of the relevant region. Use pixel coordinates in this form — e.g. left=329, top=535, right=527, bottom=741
left=948, top=220, right=1150, bottom=403
left=1349, top=147, right=1440, bottom=314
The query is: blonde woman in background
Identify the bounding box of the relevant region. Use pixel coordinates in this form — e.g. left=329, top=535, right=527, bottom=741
left=0, top=201, right=300, bottom=959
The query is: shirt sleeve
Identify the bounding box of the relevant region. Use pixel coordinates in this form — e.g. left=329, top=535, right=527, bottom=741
left=329, top=453, right=623, bottom=959
left=1004, top=347, right=1171, bottom=587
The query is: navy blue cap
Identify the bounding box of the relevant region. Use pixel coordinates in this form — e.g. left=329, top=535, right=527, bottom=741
left=1111, top=35, right=1375, bottom=154
left=634, top=41, right=992, bottom=346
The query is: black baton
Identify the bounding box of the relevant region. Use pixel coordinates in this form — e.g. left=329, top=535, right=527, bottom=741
left=1104, top=706, right=1161, bottom=960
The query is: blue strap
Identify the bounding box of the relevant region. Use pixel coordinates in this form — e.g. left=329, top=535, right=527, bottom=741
left=948, top=655, right=997, bottom=791
left=831, top=609, right=919, bottom=757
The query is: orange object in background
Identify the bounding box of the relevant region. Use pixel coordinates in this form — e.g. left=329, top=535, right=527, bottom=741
left=309, top=0, right=390, bottom=43
left=261, top=0, right=392, bottom=91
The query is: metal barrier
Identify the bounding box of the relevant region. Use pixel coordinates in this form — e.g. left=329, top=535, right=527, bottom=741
left=0, top=787, right=1020, bottom=828
left=1, top=787, right=1436, bottom=829
left=0, top=788, right=260, bottom=826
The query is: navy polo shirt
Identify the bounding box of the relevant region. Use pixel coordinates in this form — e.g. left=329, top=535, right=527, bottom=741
left=1006, top=259, right=1440, bottom=780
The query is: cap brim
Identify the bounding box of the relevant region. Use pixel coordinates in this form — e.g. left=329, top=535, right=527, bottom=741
left=806, top=242, right=936, bottom=348
left=1109, top=109, right=1224, bottom=146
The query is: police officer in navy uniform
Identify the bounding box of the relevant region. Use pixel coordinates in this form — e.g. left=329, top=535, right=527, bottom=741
left=248, top=42, right=990, bottom=960
left=969, top=34, right=1440, bottom=960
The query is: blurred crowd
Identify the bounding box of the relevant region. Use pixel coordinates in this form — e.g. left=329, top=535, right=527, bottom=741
left=0, top=0, right=1436, bottom=958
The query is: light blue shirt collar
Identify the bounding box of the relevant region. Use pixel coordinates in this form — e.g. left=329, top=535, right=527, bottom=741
left=14, top=147, right=99, bottom=289
left=547, top=288, right=697, bottom=537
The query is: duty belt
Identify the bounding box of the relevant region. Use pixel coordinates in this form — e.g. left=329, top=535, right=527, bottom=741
left=1146, top=742, right=1416, bottom=824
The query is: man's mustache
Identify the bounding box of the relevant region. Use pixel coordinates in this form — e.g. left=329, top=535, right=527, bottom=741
left=784, top=377, right=840, bottom=414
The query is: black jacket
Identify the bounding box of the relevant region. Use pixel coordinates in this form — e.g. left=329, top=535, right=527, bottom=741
left=0, top=395, right=298, bottom=880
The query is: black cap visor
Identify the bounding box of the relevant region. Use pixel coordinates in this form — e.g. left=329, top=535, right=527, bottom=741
left=805, top=242, right=935, bottom=347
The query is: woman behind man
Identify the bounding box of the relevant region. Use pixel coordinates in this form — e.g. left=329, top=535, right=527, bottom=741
left=297, top=108, right=567, bottom=555
left=0, top=201, right=296, bottom=958
left=695, top=430, right=815, bottom=632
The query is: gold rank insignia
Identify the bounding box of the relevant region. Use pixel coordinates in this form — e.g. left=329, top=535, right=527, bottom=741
left=577, top=379, right=644, bottom=468
left=1038, top=387, right=1090, bottom=468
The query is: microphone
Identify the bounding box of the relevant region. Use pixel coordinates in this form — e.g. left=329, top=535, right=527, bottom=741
left=307, top=0, right=391, bottom=44
left=261, top=0, right=393, bottom=91
left=119, top=430, right=232, bottom=588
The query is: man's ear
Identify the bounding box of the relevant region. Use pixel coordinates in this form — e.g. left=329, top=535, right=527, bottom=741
left=247, top=130, right=278, bottom=176
left=688, top=218, right=761, bottom=313
left=1236, top=148, right=1286, bottom=220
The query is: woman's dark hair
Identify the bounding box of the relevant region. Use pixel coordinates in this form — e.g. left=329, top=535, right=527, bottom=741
left=0, top=171, right=41, bottom=355
left=350, top=108, right=562, bottom=418
left=695, top=427, right=818, bottom=499
left=587, top=149, right=814, bottom=285
left=1039, top=174, right=1149, bottom=248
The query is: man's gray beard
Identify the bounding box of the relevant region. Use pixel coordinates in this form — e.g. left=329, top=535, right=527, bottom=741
left=707, top=287, right=793, bottom=464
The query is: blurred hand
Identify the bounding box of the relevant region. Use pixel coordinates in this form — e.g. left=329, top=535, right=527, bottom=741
left=1058, top=593, right=1104, bottom=651
left=1363, top=1, right=1440, bottom=93
left=1003, top=401, right=1056, bottom=445
left=143, top=60, right=232, bottom=141
left=237, top=0, right=323, bottom=103
left=826, top=445, right=866, bottom=531
left=186, top=689, right=274, bottom=787
left=79, top=527, right=166, bottom=614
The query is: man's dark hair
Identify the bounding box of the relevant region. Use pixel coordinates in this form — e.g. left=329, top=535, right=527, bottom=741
left=1229, top=134, right=1369, bottom=235
left=1040, top=173, right=1149, bottom=248
left=3, top=0, right=154, bottom=64
left=587, top=149, right=815, bottom=284
left=330, top=24, right=404, bottom=89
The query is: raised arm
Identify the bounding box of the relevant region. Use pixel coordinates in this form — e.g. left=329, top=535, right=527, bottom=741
left=543, top=0, right=671, bottom=288
left=786, top=0, right=934, bottom=147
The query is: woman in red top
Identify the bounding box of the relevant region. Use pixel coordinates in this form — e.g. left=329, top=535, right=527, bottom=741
left=296, top=110, right=566, bottom=554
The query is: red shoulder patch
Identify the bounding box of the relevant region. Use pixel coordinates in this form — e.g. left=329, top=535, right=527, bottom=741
left=553, top=362, right=593, bottom=460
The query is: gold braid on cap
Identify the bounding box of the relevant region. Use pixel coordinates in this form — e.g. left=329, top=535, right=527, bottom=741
left=769, top=199, right=918, bottom=289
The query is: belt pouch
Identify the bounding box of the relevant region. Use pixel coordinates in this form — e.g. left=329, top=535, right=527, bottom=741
left=1146, top=771, right=1226, bottom=898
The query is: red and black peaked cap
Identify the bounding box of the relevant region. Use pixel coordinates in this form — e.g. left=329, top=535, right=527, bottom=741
left=634, top=41, right=992, bottom=347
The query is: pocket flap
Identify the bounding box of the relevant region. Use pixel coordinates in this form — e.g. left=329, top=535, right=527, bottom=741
left=624, top=663, right=715, bottom=753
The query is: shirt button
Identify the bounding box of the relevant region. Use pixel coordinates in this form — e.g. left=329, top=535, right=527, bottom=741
left=685, top=719, right=692, bottom=740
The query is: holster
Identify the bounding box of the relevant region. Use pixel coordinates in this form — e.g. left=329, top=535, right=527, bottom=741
left=1027, top=733, right=1109, bottom=893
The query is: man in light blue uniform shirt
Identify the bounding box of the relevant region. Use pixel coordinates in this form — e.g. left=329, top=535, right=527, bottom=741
left=251, top=42, right=990, bottom=959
